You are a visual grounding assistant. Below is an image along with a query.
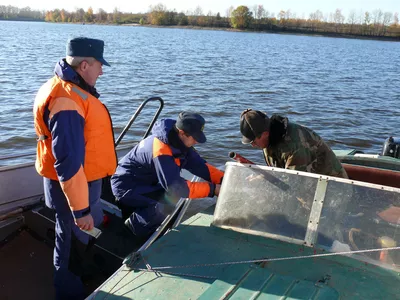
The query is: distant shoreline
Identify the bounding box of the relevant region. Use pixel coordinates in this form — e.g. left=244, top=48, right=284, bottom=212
left=127, top=24, right=400, bottom=42
left=2, top=19, right=399, bottom=42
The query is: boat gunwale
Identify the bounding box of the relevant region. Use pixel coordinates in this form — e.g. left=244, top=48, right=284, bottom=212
left=225, top=161, right=400, bottom=193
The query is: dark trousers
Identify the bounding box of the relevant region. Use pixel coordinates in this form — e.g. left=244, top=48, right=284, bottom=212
left=44, top=178, right=103, bottom=300
left=118, top=189, right=169, bottom=239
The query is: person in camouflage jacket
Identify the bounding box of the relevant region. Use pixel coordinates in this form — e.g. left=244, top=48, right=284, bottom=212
left=239, top=109, right=348, bottom=178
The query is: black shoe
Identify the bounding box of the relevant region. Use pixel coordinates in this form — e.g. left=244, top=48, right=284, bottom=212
left=124, top=218, right=136, bottom=235
left=124, top=218, right=153, bottom=246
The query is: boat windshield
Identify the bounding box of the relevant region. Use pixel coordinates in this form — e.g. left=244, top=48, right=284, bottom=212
left=213, top=162, right=400, bottom=269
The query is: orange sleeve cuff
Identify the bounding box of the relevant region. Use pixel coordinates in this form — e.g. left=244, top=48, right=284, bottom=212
left=206, top=163, right=224, bottom=184
left=187, top=181, right=213, bottom=198
left=60, top=165, right=89, bottom=211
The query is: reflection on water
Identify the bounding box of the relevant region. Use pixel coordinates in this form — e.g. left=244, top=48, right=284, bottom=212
left=1, top=21, right=400, bottom=166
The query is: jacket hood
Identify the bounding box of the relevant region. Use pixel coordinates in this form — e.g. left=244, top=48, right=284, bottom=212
left=151, top=119, right=189, bottom=152
left=151, top=118, right=175, bottom=144
left=269, top=114, right=288, bottom=147
left=54, top=59, right=100, bottom=98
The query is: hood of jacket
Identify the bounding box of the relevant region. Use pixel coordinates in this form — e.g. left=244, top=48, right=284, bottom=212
left=269, top=114, right=289, bottom=147
left=151, top=118, right=189, bottom=153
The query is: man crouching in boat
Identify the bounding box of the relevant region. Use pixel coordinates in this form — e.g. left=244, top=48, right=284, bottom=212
left=33, top=37, right=117, bottom=299
left=239, top=108, right=348, bottom=178
left=111, top=112, right=224, bottom=239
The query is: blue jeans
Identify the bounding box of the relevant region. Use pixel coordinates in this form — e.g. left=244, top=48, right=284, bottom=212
left=44, top=178, right=103, bottom=300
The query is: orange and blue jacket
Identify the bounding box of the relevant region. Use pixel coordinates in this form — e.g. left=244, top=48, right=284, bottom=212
left=111, top=119, right=224, bottom=203
left=33, top=60, right=117, bottom=218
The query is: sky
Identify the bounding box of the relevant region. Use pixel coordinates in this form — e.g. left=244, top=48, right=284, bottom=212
left=4, top=0, right=400, bottom=17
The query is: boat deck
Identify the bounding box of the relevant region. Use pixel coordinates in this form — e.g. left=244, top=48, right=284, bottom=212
left=1, top=229, right=54, bottom=300
left=89, top=207, right=400, bottom=299
left=0, top=195, right=218, bottom=299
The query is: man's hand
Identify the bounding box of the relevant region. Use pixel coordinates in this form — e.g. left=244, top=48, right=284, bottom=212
left=75, top=214, right=94, bottom=231
left=214, top=184, right=221, bottom=196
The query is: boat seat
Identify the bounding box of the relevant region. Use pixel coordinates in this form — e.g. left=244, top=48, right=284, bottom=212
left=343, top=163, right=400, bottom=189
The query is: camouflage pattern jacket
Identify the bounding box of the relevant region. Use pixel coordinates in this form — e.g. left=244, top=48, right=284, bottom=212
left=263, top=115, right=348, bottom=178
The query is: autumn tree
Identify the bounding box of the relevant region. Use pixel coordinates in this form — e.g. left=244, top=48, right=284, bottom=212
left=308, top=10, right=323, bottom=31
left=96, top=8, right=107, bottom=23
left=364, top=11, right=371, bottom=35
left=60, top=9, right=68, bottom=22
left=278, top=10, right=285, bottom=24
left=44, top=11, right=53, bottom=22
left=113, top=7, right=121, bottom=23
left=231, top=5, right=252, bottom=29
left=256, top=5, right=265, bottom=20
left=205, top=11, right=214, bottom=27
left=18, top=6, right=31, bottom=18
left=148, top=3, right=167, bottom=25
left=348, top=10, right=357, bottom=33
left=393, top=12, right=399, bottom=26
left=333, top=9, right=345, bottom=33
left=51, top=9, right=61, bottom=22
left=364, top=11, right=371, bottom=25
left=381, top=12, right=393, bottom=35
left=85, top=7, right=94, bottom=22
left=177, top=12, right=188, bottom=25
left=74, top=8, right=85, bottom=22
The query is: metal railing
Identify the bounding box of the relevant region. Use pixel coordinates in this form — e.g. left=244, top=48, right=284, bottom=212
left=0, top=96, right=164, bottom=165
left=115, top=96, right=164, bottom=147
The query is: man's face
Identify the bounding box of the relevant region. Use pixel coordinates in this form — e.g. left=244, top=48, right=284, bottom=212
left=79, top=59, right=103, bottom=87
left=179, top=131, right=199, bottom=148
left=250, top=131, right=269, bottom=149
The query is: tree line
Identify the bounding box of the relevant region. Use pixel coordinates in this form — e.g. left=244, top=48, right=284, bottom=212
left=0, top=5, right=143, bottom=24
left=146, top=4, right=399, bottom=38
left=43, top=8, right=144, bottom=24
left=2, top=4, right=399, bottom=38
left=0, top=5, right=44, bottom=21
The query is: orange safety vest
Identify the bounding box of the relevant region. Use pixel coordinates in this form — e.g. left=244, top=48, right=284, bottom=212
left=33, top=76, right=117, bottom=182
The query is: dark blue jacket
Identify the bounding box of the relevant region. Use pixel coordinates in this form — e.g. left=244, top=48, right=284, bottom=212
left=111, top=119, right=224, bottom=204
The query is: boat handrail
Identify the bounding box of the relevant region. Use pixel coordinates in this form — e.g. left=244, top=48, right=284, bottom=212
left=0, top=143, right=135, bottom=166
left=354, top=153, right=380, bottom=159
left=115, top=96, right=164, bottom=147
left=0, top=96, right=164, bottom=164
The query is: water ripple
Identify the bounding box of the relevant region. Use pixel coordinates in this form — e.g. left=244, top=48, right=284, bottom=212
left=1, top=21, right=400, bottom=167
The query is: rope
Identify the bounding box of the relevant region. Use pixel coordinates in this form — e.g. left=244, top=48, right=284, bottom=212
left=98, top=266, right=133, bottom=300
left=142, top=246, right=400, bottom=271
left=95, top=246, right=400, bottom=297
left=136, top=269, right=218, bottom=280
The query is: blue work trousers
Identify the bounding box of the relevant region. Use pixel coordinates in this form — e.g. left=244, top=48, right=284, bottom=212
left=44, top=178, right=103, bottom=300
left=118, top=189, right=169, bottom=239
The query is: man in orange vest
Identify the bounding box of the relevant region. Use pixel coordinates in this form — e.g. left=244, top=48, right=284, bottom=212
left=33, top=37, right=117, bottom=299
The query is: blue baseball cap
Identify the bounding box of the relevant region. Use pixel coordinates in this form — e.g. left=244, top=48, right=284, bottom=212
left=176, top=112, right=207, bottom=143
left=66, top=37, right=110, bottom=66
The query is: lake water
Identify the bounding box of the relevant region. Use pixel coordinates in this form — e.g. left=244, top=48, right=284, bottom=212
left=1, top=21, right=399, bottom=166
